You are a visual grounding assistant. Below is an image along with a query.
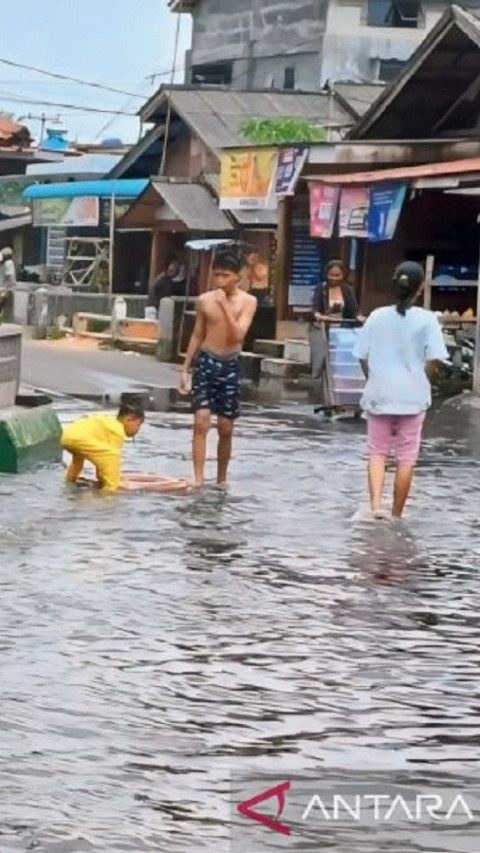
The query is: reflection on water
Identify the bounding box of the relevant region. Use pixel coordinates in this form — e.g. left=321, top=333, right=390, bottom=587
left=0, top=403, right=479, bottom=851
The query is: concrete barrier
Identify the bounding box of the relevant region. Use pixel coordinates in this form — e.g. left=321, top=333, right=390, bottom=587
left=0, top=324, right=22, bottom=409
left=0, top=404, right=61, bottom=473
left=13, top=284, right=148, bottom=328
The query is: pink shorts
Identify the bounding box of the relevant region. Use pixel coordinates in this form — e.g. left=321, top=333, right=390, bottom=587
left=367, top=413, right=426, bottom=464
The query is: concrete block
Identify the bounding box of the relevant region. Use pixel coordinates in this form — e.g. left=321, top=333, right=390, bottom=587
left=253, top=339, right=285, bottom=358
left=73, top=313, right=111, bottom=338
left=261, top=357, right=309, bottom=380
left=115, top=318, right=159, bottom=342
left=284, top=338, right=311, bottom=363
left=0, top=404, right=62, bottom=473
left=0, top=324, right=22, bottom=409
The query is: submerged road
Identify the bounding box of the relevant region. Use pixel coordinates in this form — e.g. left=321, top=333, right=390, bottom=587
left=0, top=393, right=479, bottom=851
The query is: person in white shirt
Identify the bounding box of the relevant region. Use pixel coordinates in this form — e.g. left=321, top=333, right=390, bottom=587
left=353, top=261, right=448, bottom=519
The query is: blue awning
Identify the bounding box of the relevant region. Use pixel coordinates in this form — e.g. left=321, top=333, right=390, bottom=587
left=22, top=179, right=148, bottom=201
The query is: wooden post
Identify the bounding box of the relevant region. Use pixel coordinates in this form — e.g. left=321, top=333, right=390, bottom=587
left=275, top=197, right=290, bottom=328
left=149, top=229, right=161, bottom=285
left=473, top=233, right=480, bottom=394
left=423, top=254, right=435, bottom=310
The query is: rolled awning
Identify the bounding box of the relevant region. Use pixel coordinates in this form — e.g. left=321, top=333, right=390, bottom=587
left=305, top=157, right=480, bottom=187
left=22, top=179, right=149, bottom=201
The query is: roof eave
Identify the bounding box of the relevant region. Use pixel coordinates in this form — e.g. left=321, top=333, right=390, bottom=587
left=349, top=4, right=461, bottom=139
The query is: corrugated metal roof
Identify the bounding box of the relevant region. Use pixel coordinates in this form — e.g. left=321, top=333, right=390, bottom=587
left=121, top=179, right=233, bottom=233
left=351, top=5, right=480, bottom=140
left=27, top=153, right=122, bottom=177
left=141, top=86, right=353, bottom=147
left=334, top=83, right=386, bottom=119
left=306, top=157, right=480, bottom=185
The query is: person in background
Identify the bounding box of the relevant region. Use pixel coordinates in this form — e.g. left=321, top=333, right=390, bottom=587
left=0, top=248, right=16, bottom=316
left=353, top=261, right=448, bottom=519
left=310, top=260, right=364, bottom=410
left=1, top=248, right=16, bottom=288
left=62, top=402, right=191, bottom=494
left=312, top=259, right=363, bottom=325
left=147, top=257, right=186, bottom=314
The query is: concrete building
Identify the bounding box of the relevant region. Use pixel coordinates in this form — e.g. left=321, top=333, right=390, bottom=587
left=168, top=0, right=454, bottom=88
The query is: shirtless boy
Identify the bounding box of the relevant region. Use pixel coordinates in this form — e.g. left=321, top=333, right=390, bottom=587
left=179, top=250, right=257, bottom=487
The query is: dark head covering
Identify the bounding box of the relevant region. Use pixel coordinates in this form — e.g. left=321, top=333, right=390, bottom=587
left=393, top=261, right=425, bottom=316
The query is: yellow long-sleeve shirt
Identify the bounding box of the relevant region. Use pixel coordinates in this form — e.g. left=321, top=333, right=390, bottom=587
left=61, top=414, right=126, bottom=491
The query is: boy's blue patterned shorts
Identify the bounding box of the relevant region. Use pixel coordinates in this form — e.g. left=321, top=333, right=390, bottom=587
left=192, top=350, right=241, bottom=420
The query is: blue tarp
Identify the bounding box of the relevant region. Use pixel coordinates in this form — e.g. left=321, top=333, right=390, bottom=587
left=22, top=179, right=148, bottom=201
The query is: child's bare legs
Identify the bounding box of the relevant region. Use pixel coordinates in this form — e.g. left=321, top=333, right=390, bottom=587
left=193, top=410, right=210, bottom=486
left=368, top=455, right=387, bottom=515
left=391, top=414, right=424, bottom=517
left=217, top=417, right=234, bottom=486
left=392, top=464, right=415, bottom=518
left=120, top=475, right=194, bottom=494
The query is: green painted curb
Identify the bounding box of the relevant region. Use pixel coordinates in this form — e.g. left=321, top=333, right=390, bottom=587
left=0, top=405, right=62, bottom=473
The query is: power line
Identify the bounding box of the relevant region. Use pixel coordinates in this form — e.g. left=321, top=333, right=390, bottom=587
left=0, top=55, right=148, bottom=99
left=0, top=91, right=137, bottom=115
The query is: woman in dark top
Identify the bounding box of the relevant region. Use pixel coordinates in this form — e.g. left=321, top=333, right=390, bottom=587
left=312, top=259, right=363, bottom=325
left=310, top=260, right=364, bottom=411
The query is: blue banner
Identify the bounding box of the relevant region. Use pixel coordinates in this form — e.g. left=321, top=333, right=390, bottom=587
left=368, top=182, right=406, bottom=242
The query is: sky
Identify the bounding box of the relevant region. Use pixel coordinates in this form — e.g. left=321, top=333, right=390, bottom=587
left=0, top=0, right=192, bottom=145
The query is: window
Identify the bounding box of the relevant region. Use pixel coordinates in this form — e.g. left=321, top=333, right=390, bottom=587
left=284, top=67, right=295, bottom=89
left=367, top=0, right=419, bottom=28
left=191, top=61, right=233, bottom=86
left=378, top=59, right=406, bottom=81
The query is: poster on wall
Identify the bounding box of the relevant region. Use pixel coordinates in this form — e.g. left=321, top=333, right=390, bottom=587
left=219, top=148, right=277, bottom=209
left=339, top=187, right=369, bottom=238
left=368, top=182, right=407, bottom=242
left=309, top=184, right=340, bottom=238
left=32, top=196, right=99, bottom=228
left=275, top=146, right=308, bottom=196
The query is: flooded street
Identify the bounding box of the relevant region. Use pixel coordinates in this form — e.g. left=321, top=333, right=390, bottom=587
left=1, top=399, right=480, bottom=852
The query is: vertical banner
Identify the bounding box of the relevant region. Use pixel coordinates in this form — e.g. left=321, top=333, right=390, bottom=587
left=275, top=147, right=308, bottom=196
left=339, top=187, right=369, bottom=238
left=309, top=184, right=340, bottom=239
left=368, top=182, right=407, bottom=242
left=220, top=148, right=277, bottom=209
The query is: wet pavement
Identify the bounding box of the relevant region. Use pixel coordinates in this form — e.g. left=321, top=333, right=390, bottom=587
left=0, top=397, right=480, bottom=851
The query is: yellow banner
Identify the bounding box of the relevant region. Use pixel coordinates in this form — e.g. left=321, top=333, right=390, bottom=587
left=220, top=148, right=277, bottom=210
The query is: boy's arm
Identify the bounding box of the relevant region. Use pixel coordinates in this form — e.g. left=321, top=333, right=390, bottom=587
left=65, top=454, right=85, bottom=483
left=217, top=292, right=257, bottom=345
left=180, top=299, right=206, bottom=392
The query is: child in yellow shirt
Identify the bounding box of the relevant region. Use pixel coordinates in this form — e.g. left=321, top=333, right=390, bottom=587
left=61, top=402, right=190, bottom=493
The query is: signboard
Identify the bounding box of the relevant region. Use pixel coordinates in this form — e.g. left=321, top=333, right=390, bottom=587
left=275, top=147, right=308, bottom=196
left=339, top=187, right=369, bottom=238
left=32, top=196, right=100, bottom=228
left=289, top=217, right=322, bottom=306
left=367, top=182, right=406, bottom=242
left=309, top=184, right=340, bottom=239
left=220, top=148, right=277, bottom=209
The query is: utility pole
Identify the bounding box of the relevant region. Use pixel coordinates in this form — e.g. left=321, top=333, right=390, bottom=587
left=17, top=113, right=61, bottom=145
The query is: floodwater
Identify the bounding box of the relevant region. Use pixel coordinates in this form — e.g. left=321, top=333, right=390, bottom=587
left=1, top=397, right=480, bottom=852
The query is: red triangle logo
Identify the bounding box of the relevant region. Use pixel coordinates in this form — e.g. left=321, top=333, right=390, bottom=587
left=237, top=780, right=291, bottom=836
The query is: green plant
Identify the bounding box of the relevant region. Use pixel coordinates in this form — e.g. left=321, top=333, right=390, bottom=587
left=87, top=319, right=110, bottom=334
left=47, top=328, right=67, bottom=341
left=239, top=118, right=327, bottom=145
